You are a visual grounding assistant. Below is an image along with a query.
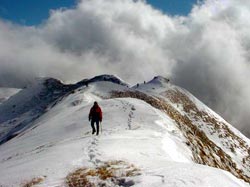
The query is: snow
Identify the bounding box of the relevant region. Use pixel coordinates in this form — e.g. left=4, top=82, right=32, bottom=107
left=170, top=86, right=250, bottom=175
left=134, top=79, right=171, bottom=94
left=137, top=77, right=250, bottom=177
left=0, top=87, right=21, bottom=104
left=171, top=85, right=250, bottom=145
left=137, top=162, right=248, bottom=187
left=0, top=80, right=249, bottom=186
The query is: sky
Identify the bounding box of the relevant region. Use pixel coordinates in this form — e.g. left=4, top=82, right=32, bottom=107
left=0, top=0, right=250, bottom=138
left=0, top=0, right=75, bottom=25
left=0, top=0, right=198, bottom=25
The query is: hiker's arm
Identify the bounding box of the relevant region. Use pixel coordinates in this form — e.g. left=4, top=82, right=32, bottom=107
left=89, top=109, right=92, bottom=121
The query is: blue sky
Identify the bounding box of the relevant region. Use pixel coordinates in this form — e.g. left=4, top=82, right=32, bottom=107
left=0, top=0, right=198, bottom=25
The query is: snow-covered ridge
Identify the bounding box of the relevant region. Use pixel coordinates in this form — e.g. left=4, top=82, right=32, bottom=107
left=0, top=75, right=128, bottom=145
left=138, top=81, right=250, bottom=182
left=147, top=76, right=170, bottom=85
left=110, top=79, right=250, bottom=183
left=76, top=74, right=129, bottom=87
left=0, top=77, right=73, bottom=145
left=0, top=75, right=249, bottom=187
left=116, top=81, right=250, bottom=183
left=0, top=88, right=21, bottom=104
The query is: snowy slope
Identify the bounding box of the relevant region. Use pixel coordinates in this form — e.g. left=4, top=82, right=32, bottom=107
left=0, top=78, right=74, bottom=145
left=0, top=75, right=249, bottom=187
left=135, top=76, right=250, bottom=182
left=0, top=88, right=21, bottom=104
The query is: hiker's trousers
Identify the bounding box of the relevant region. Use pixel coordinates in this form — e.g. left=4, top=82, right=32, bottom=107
left=91, top=119, right=100, bottom=135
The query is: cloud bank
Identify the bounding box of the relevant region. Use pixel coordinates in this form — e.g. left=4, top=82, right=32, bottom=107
left=0, top=0, right=250, bottom=136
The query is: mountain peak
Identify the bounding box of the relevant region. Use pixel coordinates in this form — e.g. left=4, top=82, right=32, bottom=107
left=148, top=76, right=170, bottom=85
left=76, top=74, right=129, bottom=87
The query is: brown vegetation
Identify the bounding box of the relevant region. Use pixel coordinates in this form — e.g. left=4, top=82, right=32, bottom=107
left=66, top=160, right=140, bottom=187
left=111, top=90, right=250, bottom=183
left=164, top=89, right=250, bottom=172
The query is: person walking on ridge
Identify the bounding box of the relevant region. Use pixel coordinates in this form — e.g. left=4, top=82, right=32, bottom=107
left=89, top=101, right=102, bottom=135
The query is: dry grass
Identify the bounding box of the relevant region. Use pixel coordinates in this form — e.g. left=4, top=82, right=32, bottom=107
left=165, top=90, right=249, bottom=150
left=111, top=90, right=250, bottom=183
left=22, top=177, right=45, bottom=187
left=164, top=90, right=250, bottom=167
left=66, top=160, right=140, bottom=187
left=66, top=168, right=93, bottom=187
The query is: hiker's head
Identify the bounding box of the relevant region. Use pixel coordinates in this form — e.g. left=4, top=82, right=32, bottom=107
left=94, top=101, right=98, bottom=106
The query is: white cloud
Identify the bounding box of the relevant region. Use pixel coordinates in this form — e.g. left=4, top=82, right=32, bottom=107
left=0, top=0, right=249, bottom=136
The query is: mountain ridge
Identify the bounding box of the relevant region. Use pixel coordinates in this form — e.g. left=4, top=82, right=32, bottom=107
left=0, top=74, right=249, bottom=186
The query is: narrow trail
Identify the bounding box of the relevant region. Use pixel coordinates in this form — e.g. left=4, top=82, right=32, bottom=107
left=116, top=99, right=136, bottom=130
left=86, top=137, right=102, bottom=166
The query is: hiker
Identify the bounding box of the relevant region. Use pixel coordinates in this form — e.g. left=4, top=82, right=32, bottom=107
left=89, top=101, right=102, bottom=135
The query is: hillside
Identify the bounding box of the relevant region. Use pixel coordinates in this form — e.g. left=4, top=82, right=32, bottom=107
left=0, top=88, right=21, bottom=104
left=0, top=75, right=249, bottom=187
